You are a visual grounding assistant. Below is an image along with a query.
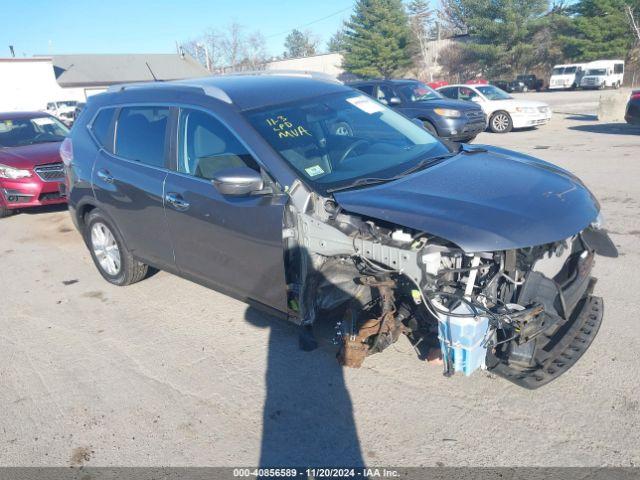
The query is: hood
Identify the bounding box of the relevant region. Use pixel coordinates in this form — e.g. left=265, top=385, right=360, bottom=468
left=0, top=142, right=63, bottom=170
left=412, top=98, right=481, bottom=111
left=333, top=146, right=599, bottom=252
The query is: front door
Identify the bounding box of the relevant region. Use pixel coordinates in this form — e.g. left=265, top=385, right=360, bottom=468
left=163, top=107, right=288, bottom=312
left=92, top=105, right=174, bottom=269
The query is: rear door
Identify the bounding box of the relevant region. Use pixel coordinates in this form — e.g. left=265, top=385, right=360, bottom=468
left=163, top=107, right=288, bottom=311
left=92, top=105, right=175, bottom=269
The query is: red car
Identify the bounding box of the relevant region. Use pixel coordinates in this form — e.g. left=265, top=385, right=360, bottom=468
left=0, top=112, right=69, bottom=218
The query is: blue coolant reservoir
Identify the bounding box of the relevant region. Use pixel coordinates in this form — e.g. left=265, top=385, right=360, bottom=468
left=436, top=303, right=490, bottom=376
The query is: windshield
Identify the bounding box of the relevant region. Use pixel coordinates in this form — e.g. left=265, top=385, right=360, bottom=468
left=397, top=82, right=442, bottom=102
left=565, top=66, right=577, bottom=74
left=0, top=116, right=69, bottom=148
left=245, top=92, right=449, bottom=194
left=587, top=69, right=606, bottom=76
left=476, top=85, right=512, bottom=100
left=552, top=67, right=565, bottom=75
left=59, top=101, right=78, bottom=108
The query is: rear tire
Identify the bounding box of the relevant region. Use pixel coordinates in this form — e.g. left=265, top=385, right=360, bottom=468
left=489, top=111, right=513, bottom=133
left=0, top=205, right=14, bottom=218
left=84, top=209, right=148, bottom=286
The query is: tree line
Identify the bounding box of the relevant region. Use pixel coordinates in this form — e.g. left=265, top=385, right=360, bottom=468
left=182, top=0, right=640, bottom=81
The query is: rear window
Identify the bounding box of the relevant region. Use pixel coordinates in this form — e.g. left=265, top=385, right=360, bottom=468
left=90, top=108, right=115, bottom=151
left=115, top=106, right=169, bottom=168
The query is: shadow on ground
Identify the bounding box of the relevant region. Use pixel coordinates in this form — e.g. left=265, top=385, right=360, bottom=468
left=568, top=123, right=640, bottom=135
left=13, top=203, right=68, bottom=216
left=245, top=307, right=365, bottom=469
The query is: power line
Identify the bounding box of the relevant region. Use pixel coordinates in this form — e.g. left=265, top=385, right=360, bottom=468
left=264, top=5, right=352, bottom=39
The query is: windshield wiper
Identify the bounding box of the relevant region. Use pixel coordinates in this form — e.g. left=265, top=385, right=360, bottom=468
left=327, top=146, right=487, bottom=194
left=326, top=176, right=398, bottom=193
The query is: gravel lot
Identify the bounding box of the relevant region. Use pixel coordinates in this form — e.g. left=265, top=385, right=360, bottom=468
left=1, top=90, right=639, bottom=468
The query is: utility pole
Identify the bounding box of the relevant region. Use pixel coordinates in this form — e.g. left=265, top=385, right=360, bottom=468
left=196, top=42, right=212, bottom=72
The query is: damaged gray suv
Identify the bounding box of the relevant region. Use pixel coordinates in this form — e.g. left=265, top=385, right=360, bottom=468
left=64, top=73, right=617, bottom=389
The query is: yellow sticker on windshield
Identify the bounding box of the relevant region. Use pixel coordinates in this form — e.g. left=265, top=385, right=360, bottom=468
left=266, top=115, right=312, bottom=139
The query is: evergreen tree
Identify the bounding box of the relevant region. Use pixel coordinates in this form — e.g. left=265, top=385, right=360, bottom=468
left=327, top=27, right=348, bottom=52
left=439, top=0, right=549, bottom=77
left=342, top=0, right=414, bottom=78
left=561, top=0, right=635, bottom=61
left=284, top=29, right=318, bottom=58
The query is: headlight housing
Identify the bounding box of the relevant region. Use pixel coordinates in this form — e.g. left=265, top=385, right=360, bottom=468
left=434, top=108, right=462, bottom=118
left=515, top=106, right=537, bottom=114
left=0, top=163, right=32, bottom=179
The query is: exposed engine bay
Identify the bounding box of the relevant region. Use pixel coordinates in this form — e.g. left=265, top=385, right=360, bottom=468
left=284, top=182, right=617, bottom=389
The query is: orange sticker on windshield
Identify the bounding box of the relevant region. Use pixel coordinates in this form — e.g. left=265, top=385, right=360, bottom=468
left=266, top=115, right=312, bottom=139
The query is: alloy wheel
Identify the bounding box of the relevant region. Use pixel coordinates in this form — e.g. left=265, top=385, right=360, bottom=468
left=91, top=222, right=121, bottom=276
left=492, top=114, right=510, bottom=132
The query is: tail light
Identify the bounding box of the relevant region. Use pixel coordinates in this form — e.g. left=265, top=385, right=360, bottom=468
left=60, top=137, right=73, bottom=166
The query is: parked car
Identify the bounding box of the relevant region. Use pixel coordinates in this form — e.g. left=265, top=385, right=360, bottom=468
left=65, top=74, right=616, bottom=388
left=549, top=64, right=586, bottom=90
left=46, top=100, right=79, bottom=126
left=491, top=79, right=526, bottom=93
left=426, top=80, right=448, bottom=89
left=438, top=84, right=552, bottom=133
left=0, top=112, right=68, bottom=218
left=465, top=78, right=488, bottom=85
left=625, top=90, right=640, bottom=125
left=515, top=74, right=544, bottom=92
left=350, top=79, right=486, bottom=143
left=580, top=60, right=625, bottom=89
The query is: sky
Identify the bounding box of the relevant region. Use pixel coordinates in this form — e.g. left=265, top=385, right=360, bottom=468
left=2, top=0, right=356, bottom=59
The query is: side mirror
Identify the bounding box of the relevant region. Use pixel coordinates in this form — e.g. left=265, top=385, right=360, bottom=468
left=212, top=167, right=264, bottom=196
left=389, top=96, right=402, bottom=106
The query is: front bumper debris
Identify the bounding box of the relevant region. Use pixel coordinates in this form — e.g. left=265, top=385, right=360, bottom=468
left=489, top=291, right=603, bottom=389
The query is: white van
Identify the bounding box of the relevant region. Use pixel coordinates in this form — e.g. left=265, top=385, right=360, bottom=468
left=549, top=64, right=586, bottom=90
left=580, top=60, right=625, bottom=89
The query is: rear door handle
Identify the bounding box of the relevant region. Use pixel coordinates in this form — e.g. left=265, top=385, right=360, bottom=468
left=96, top=169, right=114, bottom=184
left=165, top=192, right=190, bottom=211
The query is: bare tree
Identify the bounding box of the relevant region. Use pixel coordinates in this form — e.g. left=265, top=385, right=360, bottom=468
left=407, top=0, right=434, bottom=75
left=221, top=22, right=245, bottom=71
left=181, top=22, right=269, bottom=73
left=626, top=5, right=640, bottom=43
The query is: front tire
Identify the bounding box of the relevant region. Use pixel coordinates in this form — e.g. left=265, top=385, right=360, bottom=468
left=421, top=120, right=438, bottom=137
left=84, top=209, right=148, bottom=286
left=0, top=205, right=14, bottom=218
left=489, top=111, right=513, bottom=133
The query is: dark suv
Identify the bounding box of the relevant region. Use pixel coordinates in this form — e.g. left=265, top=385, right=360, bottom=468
left=349, top=79, right=486, bottom=142
left=65, top=74, right=616, bottom=388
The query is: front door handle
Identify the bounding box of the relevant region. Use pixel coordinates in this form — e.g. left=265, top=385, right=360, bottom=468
left=165, top=192, right=190, bottom=211
left=96, top=169, right=114, bottom=184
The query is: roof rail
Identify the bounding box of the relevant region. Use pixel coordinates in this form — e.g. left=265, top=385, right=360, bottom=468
left=224, top=69, right=343, bottom=84
left=105, top=81, right=233, bottom=104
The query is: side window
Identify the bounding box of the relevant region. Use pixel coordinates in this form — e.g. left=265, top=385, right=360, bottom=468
left=439, top=87, right=458, bottom=100
left=177, top=108, right=258, bottom=180
left=376, top=85, right=396, bottom=104
left=355, top=84, right=374, bottom=96
left=46, top=103, right=54, bottom=110
left=90, top=108, right=115, bottom=152
left=614, top=63, right=624, bottom=74
left=459, top=87, right=478, bottom=101
left=115, top=106, right=169, bottom=168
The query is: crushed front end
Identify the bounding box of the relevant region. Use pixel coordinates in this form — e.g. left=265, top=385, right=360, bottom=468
left=286, top=184, right=617, bottom=389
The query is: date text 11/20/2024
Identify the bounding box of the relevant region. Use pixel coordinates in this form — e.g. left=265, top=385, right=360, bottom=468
left=232, top=467, right=400, bottom=477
